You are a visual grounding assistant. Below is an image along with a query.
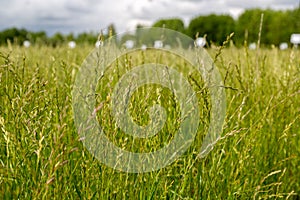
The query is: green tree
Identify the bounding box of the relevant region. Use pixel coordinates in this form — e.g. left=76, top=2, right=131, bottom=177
left=76, top=32, right=97, bottom=45
left=49, top=32, right=65, bottom=47
left=66, top=33, right=75, bottom=41
left=235, top=9, right=262, bottom=45
left=152, top=18, right=185, bottom=33
left=187, top=14, right=235, bottom=45
left=235, top=8, right=300, bottom=46
left=30, top=31, right=47, bottom=45
left=0, top=27, right=28, bottom=45
left=151, top=18, right=192, bottom=47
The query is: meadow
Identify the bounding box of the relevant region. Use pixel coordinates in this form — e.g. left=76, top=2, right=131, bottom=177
left=0, top=43, right=299, bottom=199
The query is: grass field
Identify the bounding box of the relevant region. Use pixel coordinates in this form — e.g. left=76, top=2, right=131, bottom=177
left=0, top=43, right=299, bottom=199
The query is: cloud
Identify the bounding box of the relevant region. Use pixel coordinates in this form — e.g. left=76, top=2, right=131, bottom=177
left=0, top=0, right=298, bottom=35
left=226, top=0, right=298, bottom=9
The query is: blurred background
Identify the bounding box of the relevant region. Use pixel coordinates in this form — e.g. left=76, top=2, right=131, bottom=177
left=0, top=0, right=299, bottom=47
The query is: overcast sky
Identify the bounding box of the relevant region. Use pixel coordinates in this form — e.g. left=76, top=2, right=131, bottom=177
left=0, top=0, right=298, bottom=35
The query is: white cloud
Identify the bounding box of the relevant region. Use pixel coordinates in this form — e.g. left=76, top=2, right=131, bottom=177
left=0, top=0, right=298, bottom=35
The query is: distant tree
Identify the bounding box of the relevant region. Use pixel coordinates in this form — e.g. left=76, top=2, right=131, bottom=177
left=30, top=31, right=47, bottom=45
left=187, top=14, right=235, bottom=45
left=263, top=9, right=288, bottom=45
left=235, top=8, right=300, bottom=46
left=76, top=32, right=97, bottom=45
left=120, top=33, right=136, bottom=45
left=0, top=27, right=28, bottom=45
left=235, top=9, right=262, bottom=45
left=152, top=18, right=185, bottom=33
left=49, top=32, right=65, bottom=47
left=286, top=8, right=300, bottom=37
left=151, top=18, right=191, bottom=47
left=66, top=33, right=75, bottom=41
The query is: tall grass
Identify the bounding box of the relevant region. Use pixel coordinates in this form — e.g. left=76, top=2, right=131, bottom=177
left=0, top=44, right=299, bottom=199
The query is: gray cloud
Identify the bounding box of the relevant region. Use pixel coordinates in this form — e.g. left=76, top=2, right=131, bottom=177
left=226, top=0, right=298, bottom=8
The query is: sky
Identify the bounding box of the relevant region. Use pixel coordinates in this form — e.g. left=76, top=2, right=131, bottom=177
left=0, top=0, right=299, bottom=36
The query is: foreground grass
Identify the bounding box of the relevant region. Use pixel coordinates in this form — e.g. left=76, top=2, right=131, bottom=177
left=0, top=45, right=299, bottom=199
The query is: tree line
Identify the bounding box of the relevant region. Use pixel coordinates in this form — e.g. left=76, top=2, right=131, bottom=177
left=153, top=8, right=299, bottom=46
left=0, top=24, right=116, bottom=47
left=0, top=8, right=299, bottom=47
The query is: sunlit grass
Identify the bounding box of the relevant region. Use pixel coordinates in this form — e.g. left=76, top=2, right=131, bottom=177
left=0, top=44, right=299, bottom=199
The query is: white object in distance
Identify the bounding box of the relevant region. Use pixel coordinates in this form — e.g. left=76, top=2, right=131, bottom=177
left=290, top=33, right=300, bottom=47
left=141, top=44, right=147, bottom=50
left=249, top=43, right=256, bottom=50
left=68, top=41, right=76, bottom=49
left=290, top=33, right=300, bottom=44
left=23, top=40, right=31, bottom=48
left=125, top=40, right=134, bottom=49
left=164, top=44, right=171, bottom=49
left=95, top=41, right=103, bottom=48
left=154, top=40, right=163, bottom=48
left=279, top=42, right=288, bottom=50
left=195, top=37, right=206, bottom=47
